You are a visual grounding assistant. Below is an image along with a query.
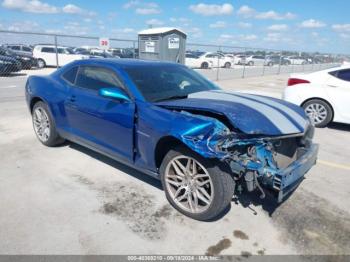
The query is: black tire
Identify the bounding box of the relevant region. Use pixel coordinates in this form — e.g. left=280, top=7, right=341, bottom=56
left=32, top=101, right=65, bottom=146
left=268, top=62, right=273, bottom=67
left=224, top=62, right=231, bottom=68
left=201, top=62, right=209, bottom=69
left=248, top=61, right=254, bottom=66
left=160, top=145, right=235, bottom=221
left=37, top=59, right=46, bottom=68
left=302, top=99, right=333, bottom=128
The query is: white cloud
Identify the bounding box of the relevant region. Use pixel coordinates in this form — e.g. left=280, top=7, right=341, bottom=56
left=267, top=24, right=288, bottom=31
left=209, top=21, right=226, bottom=28
left=300, top=19, right=326, bottom=28
left=122, top=28, right=135, bottom=33
left=7, top=20, right=39, bottom=31
left=136, top=7, right=160, bottom=14
left=311, top=32, right=319, bottom=37
left=237, top=22, right=252, bottom=28
left=62, top=4, right=81, bottom=14
left=240, top=34, right=258, bottom=41
left=170, top=17, right=190, bottom=23
left=237, top=5, right=255, bottom=18
left=339, top=33, right=350, bottom=39
left=219, top=33, right=257, bottom=42
left=2, top=0, right=59, bottom=13
left=2, top=1, right=96, bottom=16
left=146, top=18, right=164, bottom=26
left=219, top=34, right=234, bottom=39
left=256, top=10, right=295, bottom=20
left=184, top=27, right=202, bottom=38
left=332, top=24, right=350, bottom=32
left=124, top=1, right=161, bottom=15
left=45, top=29, right=62, bottom=34
left=189, top=3, right=233, bottom=16
left=237, top=5, right=295, bottom=20
left=263, top=32, right=282, bottom=42
left=63, top=22, right=88, bottom=35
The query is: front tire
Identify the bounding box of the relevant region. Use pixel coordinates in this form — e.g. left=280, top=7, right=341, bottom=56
left=160, top=146, right=235, bottom=221
left=37, top=59, right=46, bottom=68
left=302, top=99, right=333, bottom=127
left=32, top=101, right=65, bottom=146
left=224, top=62, right=231, bottom=68
left=248, top=61, right=254, bottom=66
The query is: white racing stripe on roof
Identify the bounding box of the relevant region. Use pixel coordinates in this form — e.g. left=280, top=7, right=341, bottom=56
left=235, top=92, right=307, bottom=128
left=189, top=91, right=300, bottom=134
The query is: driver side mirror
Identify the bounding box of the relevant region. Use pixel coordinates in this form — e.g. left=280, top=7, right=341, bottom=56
left=99, top=87, right=131, bottom=102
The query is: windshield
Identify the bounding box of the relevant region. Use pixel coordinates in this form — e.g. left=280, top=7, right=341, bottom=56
left=125, top=65, right=220, bottom=102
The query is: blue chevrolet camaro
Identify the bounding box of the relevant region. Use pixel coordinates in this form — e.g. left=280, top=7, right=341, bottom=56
left=26, top=58, right=318, bottom=220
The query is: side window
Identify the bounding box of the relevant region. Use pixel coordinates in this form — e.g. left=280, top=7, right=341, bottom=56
left=336, top=70, right=350, bottom=82
left=62, top=67, right=78, bottom=84
left=23, top=47, right=32, bottom=52
left=75, top=66, right=124, bottom=91
left=11, top=46, right=20, bottom=50
left=41, top=47, right=55, bottom=53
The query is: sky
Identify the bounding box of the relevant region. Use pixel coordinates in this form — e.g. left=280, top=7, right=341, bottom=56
left=0, top=0, right=349, bottom=54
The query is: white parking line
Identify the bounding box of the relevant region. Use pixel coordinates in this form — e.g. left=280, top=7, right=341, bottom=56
left=318, top=160, right=350, bottom=171
left=1, top=85, right=17, bottom=89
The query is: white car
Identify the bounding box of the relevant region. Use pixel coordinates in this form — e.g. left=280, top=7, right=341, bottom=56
left=200, top=52, right=232, bottom=68
left=244, top=55, right=266, bottom=66
left=283, top=65, right=350, bottom=127
left=33, top=45, right=88, bottom=68
left=185, top=53, right=213, bottom=69
left=286, top=56, right=307, bottom=65
left=233, top=55, right=246, bottom=65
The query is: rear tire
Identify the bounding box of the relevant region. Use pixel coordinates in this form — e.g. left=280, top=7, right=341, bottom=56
left=302, top=99, right=333, bottom=127
left=248, top=61, right=254, bottom=66
left=160, top=145, right=235, bottom=221
left=32, top=101, right=65, bottom=146
left=201, top=62, right=209, bottom=69
left=224, top=62, right=231, bottom=68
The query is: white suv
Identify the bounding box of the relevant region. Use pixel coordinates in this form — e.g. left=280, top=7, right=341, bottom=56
left=33, top=45, right=88, bottom=68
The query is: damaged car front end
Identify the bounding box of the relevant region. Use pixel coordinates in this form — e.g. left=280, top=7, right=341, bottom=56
left=157, top=97, right=319, bottom=203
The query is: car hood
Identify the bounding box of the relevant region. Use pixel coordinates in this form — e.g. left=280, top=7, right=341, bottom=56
left=155, top=90, right=309, bottom=136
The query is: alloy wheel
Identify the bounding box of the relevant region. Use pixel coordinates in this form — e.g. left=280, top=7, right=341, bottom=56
left=305, top=103, right=328, bottom=125
left=164, top=156, right=214, bottom=214
left=33, top=107, right=50, bottom=142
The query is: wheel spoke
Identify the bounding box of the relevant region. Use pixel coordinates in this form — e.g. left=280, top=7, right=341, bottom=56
left=196, top=179, right=211, bottom=187
left=196, top=189, right=210, bottom=205
left=166, top=178, right=181, bottom=187
left=186, top=158, right=191, bottom=173
left=167, top=174, right=184, bottom=181
left=192, top=159, right=197, bottom=175
left=187, top=193, right=195, bottom=212
left=172, top=160, right=186, bottom=176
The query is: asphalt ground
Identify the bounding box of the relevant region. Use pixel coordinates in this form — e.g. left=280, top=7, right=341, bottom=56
left=0, top=67, right=349, bottom=255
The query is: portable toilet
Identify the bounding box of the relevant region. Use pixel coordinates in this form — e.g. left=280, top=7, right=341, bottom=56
left=138, top=27, right=187, bottom=64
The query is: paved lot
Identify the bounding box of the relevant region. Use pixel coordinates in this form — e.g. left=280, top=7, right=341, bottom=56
left=0, top=69, right=349, bottom=255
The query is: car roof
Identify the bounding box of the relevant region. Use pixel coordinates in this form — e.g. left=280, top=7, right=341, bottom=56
left=66, top=58, right=183, bottom=69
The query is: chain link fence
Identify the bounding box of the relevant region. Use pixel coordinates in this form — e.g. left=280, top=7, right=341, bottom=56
left=0, top=30, right=348, bottom=81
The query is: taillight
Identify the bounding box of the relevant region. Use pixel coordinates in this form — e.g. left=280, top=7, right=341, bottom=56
left=287, top=78, right=310, bottom=86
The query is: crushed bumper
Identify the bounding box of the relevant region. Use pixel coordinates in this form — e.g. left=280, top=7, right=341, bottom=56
left=272, top=143, right=319, bottom=202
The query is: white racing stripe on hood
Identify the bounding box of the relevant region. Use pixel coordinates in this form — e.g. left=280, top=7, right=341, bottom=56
left=234, top=92, right=307, bottom=128
left=188, top=91, right=301, bottom=134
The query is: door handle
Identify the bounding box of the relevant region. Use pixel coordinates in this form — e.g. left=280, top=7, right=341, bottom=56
left=69, top=95, right=76, bottom=102
left=327, top=84, right=338, bottom=88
